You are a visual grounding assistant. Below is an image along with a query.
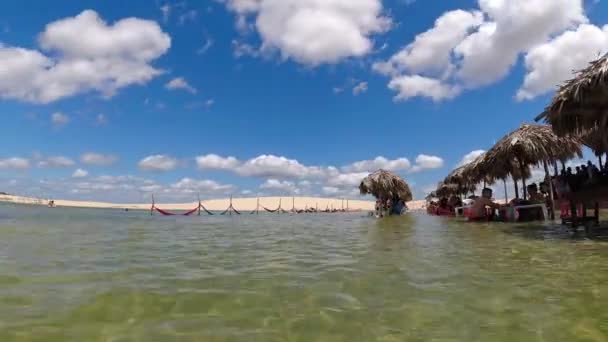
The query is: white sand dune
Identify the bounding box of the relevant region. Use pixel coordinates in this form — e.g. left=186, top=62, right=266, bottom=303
left=0, top=194, right=427, bottom=212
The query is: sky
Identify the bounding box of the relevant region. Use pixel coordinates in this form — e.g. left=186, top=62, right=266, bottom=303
left=0, top=0, right=607, bottom=203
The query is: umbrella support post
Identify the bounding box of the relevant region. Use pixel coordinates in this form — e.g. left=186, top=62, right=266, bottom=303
left=543, top=161, right=555, bottom=220
left=503, top=179, right=508, bottom=204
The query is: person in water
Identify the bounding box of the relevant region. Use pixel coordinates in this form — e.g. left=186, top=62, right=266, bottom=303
left=469, top=188, right=500, bottom=220
left=527, top=184, right=545, bottom=204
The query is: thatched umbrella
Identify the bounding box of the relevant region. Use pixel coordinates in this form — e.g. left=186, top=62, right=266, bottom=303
left=483, top=124, right=582, bottom=205
left=435, top=181, right=460, bottom=198
left=359, top=170, right=413, bottom=202
left=536, top=54, right=608, bottom=143
left=582, top=128, right=608, bottom=169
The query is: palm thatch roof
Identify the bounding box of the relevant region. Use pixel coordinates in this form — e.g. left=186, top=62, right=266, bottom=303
left=536, top=54, right=608, bottom=138
left=483, top=124, right=582, bottom=180
left=435, top=181, right=460, bottom=198
left=582, top=128, right=608, bottom=155
left=359, top=170, right=413, bottom=201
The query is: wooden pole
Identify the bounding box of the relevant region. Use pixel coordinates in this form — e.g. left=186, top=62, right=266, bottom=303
left=151, top=194, right=155, bottom=215
left=503, top=179, right=508, bottom=204
left=197, top=193, right=201, bottom=216
left=553, top=162, right=559, bottom=176
left=543, top=161, right=555, bottom=220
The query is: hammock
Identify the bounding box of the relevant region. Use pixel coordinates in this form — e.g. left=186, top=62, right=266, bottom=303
left=220, top=207, right=241, bottom=215
left=153, top=206, right=199, bottom=216
left=200, top=204, right=214, bottom=215
left=262, top=206, right=280, bottom=213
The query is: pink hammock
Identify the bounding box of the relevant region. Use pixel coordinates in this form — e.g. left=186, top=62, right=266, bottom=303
left=153, top=206, right=199, bottom=216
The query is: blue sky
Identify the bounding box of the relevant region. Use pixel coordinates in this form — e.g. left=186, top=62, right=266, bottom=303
left=0, top=0, right=607, bottom=202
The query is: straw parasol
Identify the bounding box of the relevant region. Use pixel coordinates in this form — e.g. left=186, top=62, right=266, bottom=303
left=435, top=181, right=460, bottom=198
left=536, top=54, right=608, bottom=139
left=483, top=124, right=582, bottom=202
left=359, top=170, right=413, bottom=202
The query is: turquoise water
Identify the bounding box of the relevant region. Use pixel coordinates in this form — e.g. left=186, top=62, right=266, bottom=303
left=1, top=203, right=608, bottom=341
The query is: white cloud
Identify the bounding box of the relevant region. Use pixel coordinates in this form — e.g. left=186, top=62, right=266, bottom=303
left=455, top=0, right=585, bottom=87
left=232, top=39, right=260, bottom=58
left=196, top=154, right=241, bottom=170
left=259, top=179, right=300, bottom=194
left=457, top=150, right=485, bottom=167
left=375, top=0, right=587, bottom=101
left=38, top=156, right=75, bottom=168
left=0, top=10, right=170, bottom=103
left=224, top=0, right=391, bottom=65
left=373, top=10, right=484, bottom=76
left=236, top=154, right=327, bottom=179
left=170, top=178, right=233, bottom=193
left=325, top=172, right=369, bottom=188
left=388, top=75, right=460, bottom=102
left=160, top=4, right=171, bottom=23
left=95, top=113, right=108, bottom=125
left=138, top=155, right=178, bottom=172
left=517, top=24, right=608, bottom=100
left=51, top=112, right=69, bottom=127
left=72, top=168, right=89, bottom=178
left=197, top=36, right=214, bottom=55
left=410, top=154, right=444, bottom=173
left=352, top=82, right=368, bottom=96
left=322, top=186, right=340, bottom=195
left=343, top=156, right=411, bottom=173
left=0, top=157, right=30, bottom=169
left=165, top=77, right=197, bottom=94
left=81, top=153, right=118, bottom=166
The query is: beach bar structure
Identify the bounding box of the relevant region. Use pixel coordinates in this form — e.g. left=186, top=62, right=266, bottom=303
left=536, top=54, right=608, bottom=228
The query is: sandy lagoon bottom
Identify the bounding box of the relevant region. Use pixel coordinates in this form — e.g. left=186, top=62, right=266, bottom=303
left=1, top=203, right=608, bottom=341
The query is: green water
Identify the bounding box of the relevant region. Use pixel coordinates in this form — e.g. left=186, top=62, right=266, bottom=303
left=1, top=204, right=608, bottom=341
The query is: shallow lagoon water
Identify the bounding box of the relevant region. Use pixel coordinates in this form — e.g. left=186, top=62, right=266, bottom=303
left=1, top=203, right=608, bottom=341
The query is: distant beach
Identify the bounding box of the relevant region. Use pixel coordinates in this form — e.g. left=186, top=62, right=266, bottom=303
left=0, top=194, right=426, bottom=212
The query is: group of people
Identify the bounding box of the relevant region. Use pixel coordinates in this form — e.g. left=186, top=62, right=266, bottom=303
left=553, top=160, right=605, bottom=194
left=428, top=182, right=551, bottom=221
left=426, top=196, right=463, bottom=216
left=375, top=197, right=408, bottom=217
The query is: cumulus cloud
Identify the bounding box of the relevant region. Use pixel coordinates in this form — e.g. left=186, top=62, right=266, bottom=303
left=165, top=77, right=197, bottom=93
left=51, top=112, right=69, bottom=127
left=517, top=24, right=608, bottom=100
left=37, top=156, right=75, bottom=168
left=457, top=150, right=485, bottom=167
left=374, top=0, right=587, bottom=101
left=236, top=154, right=327, bottom=179
left=0, top=10, right=170, bottom=103
left=170, top=178, right=234, bottom=193
left=196, top=154, right=241, bottom=170
left=81, top=153, right=118, bottom=166
left=388, top=75, right=460, bottom=102
left=352, top=82, right=368, bottom=96
left=343, top=156, right=411, bottom=173
left=0, top=157, right=30, bottom=169
left=410, top=154, right=444, bottom=173
left=259, top=179, right=300, bottom=194
left=72, top=168, right=89, bottom=178
left=138, top=155, right=178, bottom=172
left=223, top=0, right=391, bottom=65
left=373, top=10, right=484, bottom=76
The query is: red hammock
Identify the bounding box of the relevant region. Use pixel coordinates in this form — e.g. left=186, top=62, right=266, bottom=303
left=153, top=206, right=199, bottom=216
